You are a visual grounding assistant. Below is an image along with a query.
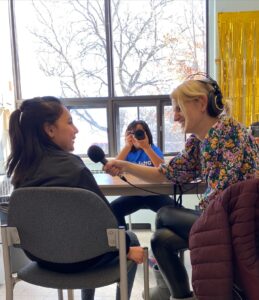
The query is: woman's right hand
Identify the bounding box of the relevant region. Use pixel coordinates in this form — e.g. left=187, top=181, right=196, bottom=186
left=103, top=159, right=126, bottom=177
left=127, top=246, right=144, bottom=264
left=125, top=131, right=134, bottom=148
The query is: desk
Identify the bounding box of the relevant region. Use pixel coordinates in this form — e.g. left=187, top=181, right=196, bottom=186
left=94, top=173, right=205, bottom=196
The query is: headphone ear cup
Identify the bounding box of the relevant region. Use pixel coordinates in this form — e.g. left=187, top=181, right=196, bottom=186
left=206, top=82, right=224, bottom=117
left=187, top=73, right=224, bottom=117
left=207, top=91, right=216, bottom=117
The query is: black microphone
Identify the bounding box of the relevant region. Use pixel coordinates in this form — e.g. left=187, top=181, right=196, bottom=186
left=87, top=145, right=127, bottom=182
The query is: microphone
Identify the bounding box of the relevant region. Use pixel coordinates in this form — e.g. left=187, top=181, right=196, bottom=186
left=87, top=145, right=127, bottom=182
left=87, top=145, right=174, bottom=196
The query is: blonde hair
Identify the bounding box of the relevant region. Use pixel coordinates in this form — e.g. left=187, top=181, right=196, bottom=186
left=171, top=80, right=213, bottom=105
left=171, top=79, right=228, bottom=117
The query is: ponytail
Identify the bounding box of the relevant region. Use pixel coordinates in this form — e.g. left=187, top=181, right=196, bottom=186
left=6, top=96, right=63, bottom=187
left=6, top=109, right=25, bottom=179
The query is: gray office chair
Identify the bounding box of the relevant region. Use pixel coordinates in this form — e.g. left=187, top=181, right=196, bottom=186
left=1, top=187, right=149, bottom=300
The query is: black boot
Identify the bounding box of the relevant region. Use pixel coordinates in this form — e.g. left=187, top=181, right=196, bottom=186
left=170, top=293, right=196, bottom=300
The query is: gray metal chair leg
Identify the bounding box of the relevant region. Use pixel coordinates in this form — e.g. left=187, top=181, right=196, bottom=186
left=57, top=289, right=63, bottom=300
left=67, top=289, right=74, bottom=300
left=118, top=227, right=128, bottom=300
left=1, top=226, right=14, bottom=300
left=143, top=247, right=150, bottom=300
left=5, top=283, right=14, bottom=300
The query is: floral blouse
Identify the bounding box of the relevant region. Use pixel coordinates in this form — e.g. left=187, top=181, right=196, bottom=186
left=159, top=115, right=258, bottom=209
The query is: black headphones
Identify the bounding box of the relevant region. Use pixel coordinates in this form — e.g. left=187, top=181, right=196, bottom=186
left=186, top=72, right=224, bottom=117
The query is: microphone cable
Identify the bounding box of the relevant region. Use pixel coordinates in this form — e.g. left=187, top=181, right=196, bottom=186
left=119, top=175, right=203, bottom=203
left=119, top=175, right=168, bottom=196
left=87, top=145, right=203, bottom=203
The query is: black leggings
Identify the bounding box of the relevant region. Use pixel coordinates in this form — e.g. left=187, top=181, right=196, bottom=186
left=111, top=195, right=174, bottom=227
left=151, top=206, right=200, bottom=299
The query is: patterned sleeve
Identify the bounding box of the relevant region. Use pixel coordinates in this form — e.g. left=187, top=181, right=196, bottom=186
left=205, top=118, right=258, bottom=195
left=159, top=135, right=202, bottom=183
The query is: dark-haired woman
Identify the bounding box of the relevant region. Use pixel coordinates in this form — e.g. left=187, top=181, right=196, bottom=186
left=110, top=120, right=173, bottom=227
left=6, top=96, right=144, bottom=300
left=104, top=77, right=258, bottom=300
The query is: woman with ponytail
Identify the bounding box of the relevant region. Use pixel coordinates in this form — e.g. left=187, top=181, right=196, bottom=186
left=6, top=96, right=144, bottom=300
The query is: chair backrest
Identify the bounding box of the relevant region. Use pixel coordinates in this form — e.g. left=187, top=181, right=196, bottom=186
left=7, top=187, right=118, bottom=264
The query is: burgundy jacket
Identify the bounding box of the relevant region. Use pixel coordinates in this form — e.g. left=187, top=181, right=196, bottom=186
left=189, top=179, right=259, bottom=300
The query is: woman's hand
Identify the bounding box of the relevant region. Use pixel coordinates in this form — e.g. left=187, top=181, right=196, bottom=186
left=116, top=132, right=134, bottom=160
left=103, top=159, right=126, bottom=177
left=127, top=246, right=145, bottom=264
left=125, top=131, right=134, bottom=148
left=133, top=132, right=150, bottom=150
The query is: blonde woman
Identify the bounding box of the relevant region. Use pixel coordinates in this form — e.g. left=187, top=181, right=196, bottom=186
left=104, top=75, right=258, bottom=300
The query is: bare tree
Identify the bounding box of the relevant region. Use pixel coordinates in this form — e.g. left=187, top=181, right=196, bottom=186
left=27, top=0, right=205, bottom=131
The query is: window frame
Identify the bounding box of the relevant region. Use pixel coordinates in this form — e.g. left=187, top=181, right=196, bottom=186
left=11, top=0, right=209, bottom=156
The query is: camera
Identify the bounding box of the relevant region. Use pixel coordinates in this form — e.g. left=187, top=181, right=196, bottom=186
left=133, top=129, right=145, bottom=140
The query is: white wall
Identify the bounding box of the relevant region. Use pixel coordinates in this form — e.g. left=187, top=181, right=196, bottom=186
left=215, top=0, right=259, bottom=12
left=208, top=0, right=259, bottom=77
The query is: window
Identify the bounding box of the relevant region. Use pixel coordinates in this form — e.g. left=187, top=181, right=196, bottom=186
left=10, top=0, right=207, bottom=156
left=112, top=0, right=207, bottom=96
left=0, top=1, right=14, bottom=174
left=71, top=107, right=108, bottom=155
left=163, top=105, right=185, bottom=153
left=118, top=105, right=157, bottom=151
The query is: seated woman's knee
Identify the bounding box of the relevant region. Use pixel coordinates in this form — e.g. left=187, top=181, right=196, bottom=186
left=155, top=205, right=181, bottom=229
left=151, top=228, right=176, bottom=252
left=151, top=228, right=188, bottom=254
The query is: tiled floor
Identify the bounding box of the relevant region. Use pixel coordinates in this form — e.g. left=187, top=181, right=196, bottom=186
left=0, top=230, right=157, bottom=300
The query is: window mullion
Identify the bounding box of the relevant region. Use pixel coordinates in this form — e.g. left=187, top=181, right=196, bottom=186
left=104, top=0, right=114, bottom=98
left=9, top=0, right=21, bottom=101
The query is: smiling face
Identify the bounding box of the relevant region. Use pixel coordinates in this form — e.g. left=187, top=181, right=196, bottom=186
left=171, top=80, right=221, bottom=140
left=172, top=98, right=206, bottom=134
left=44, top=106, right=78, bottom=152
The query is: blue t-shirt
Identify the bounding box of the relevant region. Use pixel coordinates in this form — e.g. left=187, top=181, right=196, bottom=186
left=126, top=144, right=163, bottom=166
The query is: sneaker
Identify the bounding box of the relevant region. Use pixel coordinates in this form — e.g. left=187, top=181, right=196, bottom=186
left=148, top=256, right=157, bottom=269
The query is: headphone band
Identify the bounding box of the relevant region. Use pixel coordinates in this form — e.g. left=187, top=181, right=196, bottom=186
left=185, top=72, right=224, bottom=115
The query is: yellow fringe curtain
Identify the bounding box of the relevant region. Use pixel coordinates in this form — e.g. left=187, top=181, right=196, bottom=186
left=217, top=11, right=259, bottom=127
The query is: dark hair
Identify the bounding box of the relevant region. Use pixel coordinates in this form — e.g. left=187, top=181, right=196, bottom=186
left=126, top=120, right=153, bottom=152
left=251, top=122, right=259, bottom=138
left=6, top=96, right=63, bottom=187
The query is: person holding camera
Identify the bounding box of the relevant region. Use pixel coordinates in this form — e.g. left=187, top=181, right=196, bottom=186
left=110, top=120, right=173, bottom=227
